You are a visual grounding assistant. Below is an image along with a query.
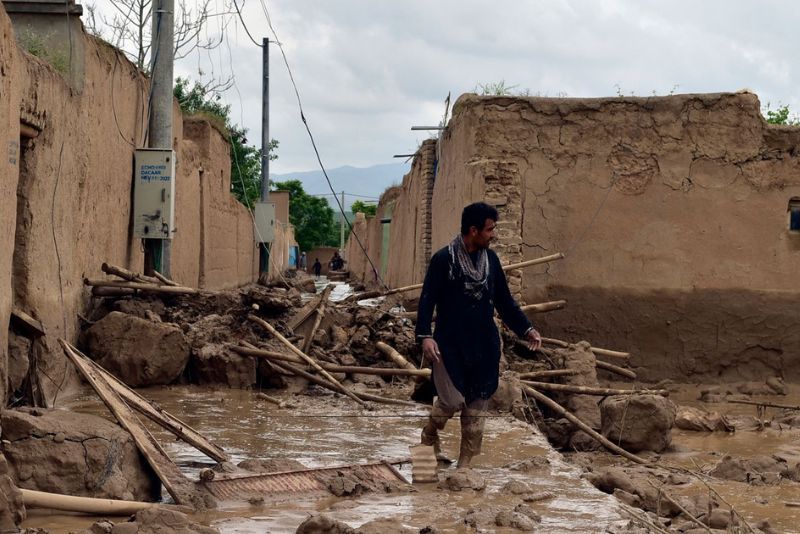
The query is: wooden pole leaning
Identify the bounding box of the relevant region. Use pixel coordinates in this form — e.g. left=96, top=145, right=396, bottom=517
left=84, top=279, right=197, bottom=295
left=520, top=381, right=667, bottom=397
left=247, top=315, right=365, bottom=406
left=521, top=384, right=646, bottom=464
left=381, top=252, right=566, bottom=296
left=596, top=360, right=637, bottom=380
left=101, top=262, right=162, bottom=285
left=541, top=337, right=630, bottom=360
left=520, top=300, right=567, bottom=313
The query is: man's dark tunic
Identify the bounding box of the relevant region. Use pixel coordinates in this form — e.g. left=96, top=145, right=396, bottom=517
left=415, top=246, right=532, bottom=403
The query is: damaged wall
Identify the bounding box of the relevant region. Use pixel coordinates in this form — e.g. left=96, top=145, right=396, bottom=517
left=350, top=91, right=800, bottom=382
left=0, top=5, right=260, bottom=406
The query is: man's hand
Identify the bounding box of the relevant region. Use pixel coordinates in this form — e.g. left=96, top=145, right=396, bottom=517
left=421, top=338, right=441, bottom=364
left=525, top=328, right=542, bottom=351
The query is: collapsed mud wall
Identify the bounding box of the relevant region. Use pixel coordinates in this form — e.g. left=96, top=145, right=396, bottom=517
left=0, top=6, right=262, bottom=405
left=351, top=91, right=800, bottom=382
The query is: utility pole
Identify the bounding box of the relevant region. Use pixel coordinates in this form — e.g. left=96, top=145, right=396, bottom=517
left=259, top=37, right=270, bottom=274
left=144, top=0, right=174, bottom=277
left=339, top=191, right=345, bottom=254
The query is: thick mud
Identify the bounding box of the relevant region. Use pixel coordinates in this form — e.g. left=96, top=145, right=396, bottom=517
left=22, top=386, right=625, bottom=533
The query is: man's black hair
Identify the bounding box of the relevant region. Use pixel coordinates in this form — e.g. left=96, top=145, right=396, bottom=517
left=461, top=202, right=499, bottom=235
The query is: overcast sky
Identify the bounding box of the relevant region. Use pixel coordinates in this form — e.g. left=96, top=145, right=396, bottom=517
left=96, top=0, right=798, bottom=174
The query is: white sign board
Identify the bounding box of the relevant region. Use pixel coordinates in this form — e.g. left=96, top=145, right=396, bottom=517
left=254, top=201, right=275, bottom=243
left=133, top=149, right=175, bottom=239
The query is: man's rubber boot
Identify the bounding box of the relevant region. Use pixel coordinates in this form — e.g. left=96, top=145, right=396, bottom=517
left=421, top=400, right=456, bottom=464
left=458, top=406, right=486, bottom=468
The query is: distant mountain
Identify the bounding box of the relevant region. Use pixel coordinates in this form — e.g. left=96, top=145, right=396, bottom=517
left=270, top=162, right=410, bottom=210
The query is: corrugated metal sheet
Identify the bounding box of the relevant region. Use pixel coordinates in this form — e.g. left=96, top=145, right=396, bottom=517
left=203, top=460, right=408, bottom=501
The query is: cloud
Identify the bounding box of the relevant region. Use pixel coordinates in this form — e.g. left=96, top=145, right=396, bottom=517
left=94, top=0, right=799, bottom=174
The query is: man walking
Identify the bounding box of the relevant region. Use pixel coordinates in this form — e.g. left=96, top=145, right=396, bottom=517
left=416, top=202, right=541, bottom=467
left=312, top=258, right=322, bottom=279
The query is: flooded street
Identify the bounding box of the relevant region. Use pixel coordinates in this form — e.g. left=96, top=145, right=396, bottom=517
left=24, top=386, right=625, bottom=533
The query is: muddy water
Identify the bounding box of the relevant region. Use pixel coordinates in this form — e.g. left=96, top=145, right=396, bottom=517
left=23, top=386, right=624, bottom=533
left=653, top=383, right=800, bottom=533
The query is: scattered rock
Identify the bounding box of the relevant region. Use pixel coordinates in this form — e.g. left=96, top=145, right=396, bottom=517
left=356, top=517, right=418, bottom=534
left=600, top=395, right=676, bottom=452
left=489, top=373, right=523, bottom=412
left=437, top=469, right=486, bottom=492
left=85, top=311, right=189, bottom=386
left=500, top=480, right=534, bottom=495
left=296, top=514, right=355, bottom=534
left=505, top=457, right=551, bottom=472
left=709, top=454, right=786, bottom=485
left=766, top=376, right=787, bottom=395
left=3, top=408, right=160, bottom=501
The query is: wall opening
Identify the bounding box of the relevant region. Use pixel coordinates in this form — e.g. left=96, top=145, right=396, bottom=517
left=789, top=198, right=800, bottom=232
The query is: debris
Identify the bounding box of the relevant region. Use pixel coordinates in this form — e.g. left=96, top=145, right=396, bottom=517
left=600, top=395, right=677, bottom=453
left=520, top=381, right=668, bottom=397
left=520, top=299, right=566, bottom=313
left=85, top=311, right=189, bottom=387
left=60, top=341, right=203, bottom=507
left=675, top=406, right=734, bottom=432
left=437, top=469, right=486, bottom=491
left=20, top=488, right=190, bottom=515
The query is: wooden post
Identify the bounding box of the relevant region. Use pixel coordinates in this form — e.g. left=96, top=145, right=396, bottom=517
left=302, top=292, right=330, bottom=354
left=520, top=300, right=566, bottom=313
left=21, top=488, right=191, bottom=515
left=248, top=315, right=365, bottom=406
left=84, top=279, right=197, bottom=295
left=596, top=360, right=637, bottom=380
left=101, top=262, right=162, bottom=285
left=541, top=337, right=630, bottom=360
left=517, top=369, right=578, bottom=380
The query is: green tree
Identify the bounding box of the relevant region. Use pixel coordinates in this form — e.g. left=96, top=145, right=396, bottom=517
left=173, top=77, right=278, bottom=208
left=764, top=103, right=799, bottom=125
left=351, top=199, right=377, bottom=217
left=272, top=179, right=339, bottom=252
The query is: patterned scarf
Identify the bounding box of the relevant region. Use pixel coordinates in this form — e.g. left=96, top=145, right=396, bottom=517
left=448, top=234, right=489, bottom=300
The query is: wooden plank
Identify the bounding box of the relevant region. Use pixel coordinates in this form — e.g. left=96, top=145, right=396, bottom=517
left=59, top=340, right=197, bottom=506
left=302, top=288, right=331, bottom=354
left=288, top=286, right=332, bottom=331
left=84, top=279, right=197, bottom=295
left=82, top=356, right=228, bottom=463
left=10, top=308, right=45, bottom=337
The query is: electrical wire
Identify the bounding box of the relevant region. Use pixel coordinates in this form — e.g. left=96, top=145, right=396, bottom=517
left=111, top=53, right=137, bottom=147
left=256, top=1, right=388, bottom=288
left=231, top=0, right=263, bottom=48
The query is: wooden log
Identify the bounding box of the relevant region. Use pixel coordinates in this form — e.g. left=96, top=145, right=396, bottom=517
left=84, top=279, right=197, bottom=295
left=270, top=358, right=416, bottom=406
left=83, top=355, right=228, bottom=463
left=232, top=346, right=431, bottom=377
left=520, top=300, right=566, bottom=313
left=91, top=286, right=136, bottom=297
left=302, top=289, right=331, bottom=354
left=727, top=399, right=800, bottom=410
left=288, top=286, right=332, bottom=331
left=521, top=385, right=646, bottom=464
left=101, top=262, right=162, bottom=285
left=520, top=381, right=667, bottom=397
left=10, top=308, right=45, bottom=337
left=541, top=337, right=630, bottom=360
left=376, top=342, right=418, bottom=372
left=247, top=315, right=365, bottom=406
left=345, top=290, right=382, bottom=302
left=383, top=252, right=566, bottom=296
left=153, top=270, right=179, bottom=286
left=21, top=488, right=191, bottom=515
left=256, top=393, right=285, bottom=406
left=517, top=369, right=578, bottom=380
left=596, top=360, right=637, bottom=380
left=502, top=253, right=566, bottom=271
left=59, top=340, right=197, bottom=506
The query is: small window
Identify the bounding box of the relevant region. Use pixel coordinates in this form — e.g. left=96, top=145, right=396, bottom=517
left=790, top=198, right=800, bottom=232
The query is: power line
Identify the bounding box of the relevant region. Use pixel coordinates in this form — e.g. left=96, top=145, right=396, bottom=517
left=255, top=0, right=388, bottom=288
left=231, top=0, right=262, bottom=48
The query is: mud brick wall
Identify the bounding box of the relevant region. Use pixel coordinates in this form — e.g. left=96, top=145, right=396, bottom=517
left=436, top=92, right=800, bottom=381
left=0, top=6, right=261, bottom=404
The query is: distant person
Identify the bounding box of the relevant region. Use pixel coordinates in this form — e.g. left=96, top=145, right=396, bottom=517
left=330, top=251, right=344, bottom=271
left=313, top=258, right=322, bottom=279
left=299, top=252, right=307, bottom=271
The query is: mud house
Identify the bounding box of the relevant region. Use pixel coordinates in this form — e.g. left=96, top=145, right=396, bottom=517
left=347, top=92, right=800, bottom=382
left=0, top=2, right=294, bottom=405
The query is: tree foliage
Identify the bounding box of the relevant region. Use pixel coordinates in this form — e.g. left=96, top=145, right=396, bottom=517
left=764, top=103, right=799, bottom=125
left=272, top=179, right=339, bottom=252
left=173, top=77, right=278, bottom=209
left=351, top=199, right=377, bottom=217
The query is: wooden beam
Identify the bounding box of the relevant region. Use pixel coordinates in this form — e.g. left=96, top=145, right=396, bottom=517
left=520, top=380, right=667, bottom=397
left=10, top=309, right=45, bottom=337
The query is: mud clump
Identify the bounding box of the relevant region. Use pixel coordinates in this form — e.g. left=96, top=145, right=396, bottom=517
left=295, top=514, right=355, bottom=534
left=3, top=408, right=160, bottom=501
left=188, top=343, right=257, bottom=388
left=85, top=311, right=189, bottom=387
left=708, top=454, right=793, bottom=485
left=600, top=394, right=676, bottom=452
left=675, top=406, right=733, bottom=432
left=316, top=467, right=402, bottom=497
left=80, top=508, right=219, bottom=534
left=0, top=454, right=24, bottom=531
left=437, top=469, right=486, bottom=491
